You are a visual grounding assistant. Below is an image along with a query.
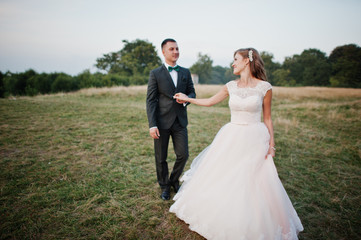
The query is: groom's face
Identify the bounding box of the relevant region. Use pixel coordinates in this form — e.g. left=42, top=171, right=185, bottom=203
left=162, top=42, right=179, bottom=65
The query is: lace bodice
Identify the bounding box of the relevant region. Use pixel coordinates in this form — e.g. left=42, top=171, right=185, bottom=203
left=226, top=80, right=272, bottom=125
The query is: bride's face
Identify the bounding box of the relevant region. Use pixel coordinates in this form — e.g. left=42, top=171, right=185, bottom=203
left=232, top=53, right=248, bottom=75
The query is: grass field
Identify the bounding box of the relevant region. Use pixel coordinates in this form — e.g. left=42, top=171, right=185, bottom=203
left=1, top=85, right=360, bottom=239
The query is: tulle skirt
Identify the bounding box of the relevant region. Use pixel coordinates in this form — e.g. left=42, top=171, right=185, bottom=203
left=169, top=122, right=303, bottom=240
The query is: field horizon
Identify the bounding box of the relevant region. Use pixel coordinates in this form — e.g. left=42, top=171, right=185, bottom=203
left=1, top=84, right=360, bottom=239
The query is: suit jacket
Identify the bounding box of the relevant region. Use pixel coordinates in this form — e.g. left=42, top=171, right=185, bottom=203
left=146, top=64, right=196, bottom=129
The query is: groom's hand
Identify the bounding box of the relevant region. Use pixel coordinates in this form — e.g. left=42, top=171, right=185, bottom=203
left=150, top=127, right=160, bottom=139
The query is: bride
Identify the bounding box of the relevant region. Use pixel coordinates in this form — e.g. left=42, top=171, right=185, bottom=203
left=171, top=48, right=303, bottom=240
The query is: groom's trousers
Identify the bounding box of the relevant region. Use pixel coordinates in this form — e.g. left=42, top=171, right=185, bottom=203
left=154, top=118, right=189, bottom=190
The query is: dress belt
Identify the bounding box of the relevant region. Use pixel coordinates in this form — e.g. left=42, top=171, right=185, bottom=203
left=230, top=121, right=261, bottom=125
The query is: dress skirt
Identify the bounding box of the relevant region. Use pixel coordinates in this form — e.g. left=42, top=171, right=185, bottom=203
left=169, top=122, right=304, bottom=240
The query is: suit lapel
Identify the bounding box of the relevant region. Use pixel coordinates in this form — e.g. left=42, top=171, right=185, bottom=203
left=176, top=68, right=183, bottom=91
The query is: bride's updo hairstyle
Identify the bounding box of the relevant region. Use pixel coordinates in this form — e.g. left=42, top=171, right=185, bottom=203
left=234, top=48, right=268, bottom=81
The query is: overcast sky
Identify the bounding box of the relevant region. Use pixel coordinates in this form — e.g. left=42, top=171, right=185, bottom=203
left=1, top=0, right=360, bottom=75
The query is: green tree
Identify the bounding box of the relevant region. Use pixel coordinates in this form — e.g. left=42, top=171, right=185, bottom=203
left=25, top=75, right=39, bottom=96
left=77, top=69, right=105, bottom=88
left=95, top=39, right=161, bottom=77
left=283, top=55, right=303, bottom=85
left=3, top=69, right=37, bottom=95
left=210, top=65, right=234, bottom=84
left=190, top=53, right=213, bottom=84
left=299, top=49, right=331, bottom=86
left=260, top=52, right=281, bottom=85
left=283, top=49, right=331, bottom=86
left=224, top=63, right=235, bottom=82
left=329, top=44, right=361, bottom=88
left=95, top=52, right=121, bottom=74
left=272, top=69, right=295, bottom=86
left=0, top=71, right=4, bottom=98
left=51, top=73, right=78, bottom=93
left=210, top=66, right=225, bottom=84
left=119, top=39, right=161, bottom=76
left=32, top=73, right=53, bottom=94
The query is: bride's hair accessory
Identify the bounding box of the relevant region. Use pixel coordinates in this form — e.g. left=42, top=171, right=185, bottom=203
left=248, top=50, right=253, bottom=62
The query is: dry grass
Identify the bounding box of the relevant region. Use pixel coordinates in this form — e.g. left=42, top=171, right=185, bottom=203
left=77, top=85, right=148, bottom=97
left=274, top=117, right=300, bottom=134
left=28, top=84, right=361, bottom=100
left=273, top=86, right=361, bottom=99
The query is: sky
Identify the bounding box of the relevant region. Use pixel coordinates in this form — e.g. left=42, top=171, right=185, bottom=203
left=0, top=0, right=360, bottom=75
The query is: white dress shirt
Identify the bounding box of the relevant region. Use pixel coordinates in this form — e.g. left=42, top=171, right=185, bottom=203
left=164, top=63, right=178, bottom=87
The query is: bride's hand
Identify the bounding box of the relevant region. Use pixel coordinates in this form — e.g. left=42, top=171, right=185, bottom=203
left=266, top=147, right=275, bottom=159
left=173, top=93, right=189, bottom=103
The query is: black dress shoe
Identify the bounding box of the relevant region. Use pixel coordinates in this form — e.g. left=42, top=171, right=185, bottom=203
left=172, top=182, right=180, bottom=193
left=161, top=189, right=170, bottom=200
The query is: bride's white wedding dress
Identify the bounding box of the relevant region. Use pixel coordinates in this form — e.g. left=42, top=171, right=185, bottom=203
left=170, top=80, right=303, bottom=240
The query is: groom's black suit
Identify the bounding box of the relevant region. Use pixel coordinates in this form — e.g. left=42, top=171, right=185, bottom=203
left=146, top=64, right=196, bottom=190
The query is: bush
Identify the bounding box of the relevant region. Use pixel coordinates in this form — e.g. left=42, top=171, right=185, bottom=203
left=101, top=74, right=130, bottom=87
left=77, top=70, right=106, bottom=88
left=1, top=70, right=148, bottom=97
left=32, top=73, right=54, bottom=94
left=25, top=76, right=39, bottom=96
left=0, top=71, right=4, bottom=98
left=129, top=75, right=147, bottom=85
left=51, top=74, right=79, bottom=93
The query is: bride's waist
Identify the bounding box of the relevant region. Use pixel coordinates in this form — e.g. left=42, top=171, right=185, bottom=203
left=230, top=120, right=262, bottom=125
left=230, top=112, right=261, bottom=125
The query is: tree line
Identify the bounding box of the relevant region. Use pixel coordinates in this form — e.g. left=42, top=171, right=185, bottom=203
left=0, top=69, right=148, bottom=98
left=193, top=44, right=361, bottom=88
left=1, top=40, right=360, bottom=97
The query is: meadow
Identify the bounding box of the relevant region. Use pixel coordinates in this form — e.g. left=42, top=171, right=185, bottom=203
left=0, top=85, right=360, bottom=239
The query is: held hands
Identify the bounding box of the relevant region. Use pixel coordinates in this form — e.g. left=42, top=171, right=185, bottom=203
left=173, top=93, right=189, bottom=104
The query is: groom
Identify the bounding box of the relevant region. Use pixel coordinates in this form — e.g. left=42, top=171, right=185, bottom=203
left=146, top=38, right=196, bottom=200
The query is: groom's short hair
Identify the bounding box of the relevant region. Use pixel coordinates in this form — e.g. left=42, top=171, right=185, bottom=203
left=161, top=38, right=176, bottom=49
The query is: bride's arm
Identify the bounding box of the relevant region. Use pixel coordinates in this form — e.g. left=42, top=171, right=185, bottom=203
left=174, top=85, right=229, bottom=107
left=263, top=90, right=275, bottom=157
